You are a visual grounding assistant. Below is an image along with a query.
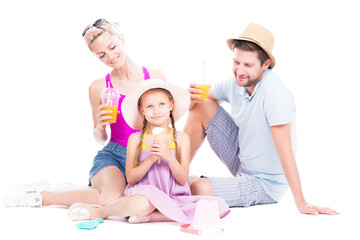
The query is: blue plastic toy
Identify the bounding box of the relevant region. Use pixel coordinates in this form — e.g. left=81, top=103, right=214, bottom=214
left=76, top=218, right=104, bottom=230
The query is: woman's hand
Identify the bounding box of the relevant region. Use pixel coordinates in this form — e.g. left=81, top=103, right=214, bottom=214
left=95, top=104, right=113, bottom=129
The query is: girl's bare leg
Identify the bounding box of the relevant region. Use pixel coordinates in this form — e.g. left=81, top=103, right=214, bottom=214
left=148, top=210, right=174, bottom=222
left=90, top=194, right=156, bottom=219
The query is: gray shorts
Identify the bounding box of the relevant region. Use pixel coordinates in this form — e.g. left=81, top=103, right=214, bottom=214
left=204, top=105, right=276, bottom=207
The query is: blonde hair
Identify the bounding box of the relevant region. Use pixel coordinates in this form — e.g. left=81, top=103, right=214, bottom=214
left=133, top=89, right=182, bottom=166
left=83, top=20, right=122, bottom=49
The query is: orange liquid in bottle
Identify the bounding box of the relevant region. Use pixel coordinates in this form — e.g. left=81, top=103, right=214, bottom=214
left=102, top=105, right=118, bottom=123
left=195, top=84, right=210, bottom=101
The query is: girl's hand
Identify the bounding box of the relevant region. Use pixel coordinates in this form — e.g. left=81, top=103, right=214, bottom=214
left=150, top=140, right=173, bottom=162
left=96, top=104, right=113, bottom=129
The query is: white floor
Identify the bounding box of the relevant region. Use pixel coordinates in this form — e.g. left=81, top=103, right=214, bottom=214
left=1, top=1, right=359, bottom=239
left=1, top=114, right=358, bottom=239
left=1, top=119, right=358, bottom=239
left=0, top=187, right=357, bottom=240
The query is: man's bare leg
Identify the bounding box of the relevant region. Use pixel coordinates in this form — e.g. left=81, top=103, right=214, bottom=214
left=183, top=99, right=219, bottom=161
left=184, top=99, right=219, bottom=196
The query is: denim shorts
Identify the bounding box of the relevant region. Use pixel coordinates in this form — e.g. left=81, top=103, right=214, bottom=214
left=89, top=141, right=127, bottom=185
left=204, top=105, right=276, bottom=207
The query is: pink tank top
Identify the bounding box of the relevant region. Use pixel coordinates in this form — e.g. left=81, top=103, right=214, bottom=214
left=106, top=66, right=150, bottom=146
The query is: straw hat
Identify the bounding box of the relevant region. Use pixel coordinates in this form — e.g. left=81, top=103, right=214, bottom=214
left=121, top=79, right=190, bottom=130
left=180, top=200, right=224, bottom=235
left=227, top=23, right=276, bottom=68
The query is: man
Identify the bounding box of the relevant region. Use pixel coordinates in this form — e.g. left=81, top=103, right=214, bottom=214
left=185, top=23, right=338, bottom=215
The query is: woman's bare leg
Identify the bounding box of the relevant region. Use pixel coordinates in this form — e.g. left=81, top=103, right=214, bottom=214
left=91, top=166, right=127, bottom=206
left=41, top=166, right=126, bottom=207
left=41, top=188, right=100, bottom=206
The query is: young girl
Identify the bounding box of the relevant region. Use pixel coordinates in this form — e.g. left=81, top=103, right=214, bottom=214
left=4, top=19, right=165, bottom=208
left=68, top=79, right=230, bottom=223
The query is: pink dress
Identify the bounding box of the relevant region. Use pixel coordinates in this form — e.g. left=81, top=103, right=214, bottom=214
left=124, top=129, right=230, bottom=223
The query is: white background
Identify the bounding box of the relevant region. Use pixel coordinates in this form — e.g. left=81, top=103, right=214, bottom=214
left=0, top=0, right=359, bottom=239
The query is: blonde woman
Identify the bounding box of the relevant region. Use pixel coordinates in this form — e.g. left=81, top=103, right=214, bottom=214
left=5, top=19, right=166, bottom=208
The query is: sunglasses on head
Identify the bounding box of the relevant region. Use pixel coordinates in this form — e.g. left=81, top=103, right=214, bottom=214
left=82, top=19, right=109, bottom=37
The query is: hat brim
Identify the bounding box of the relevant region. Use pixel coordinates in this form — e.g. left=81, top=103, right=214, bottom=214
left=227, top=37, right=276, bottom=69
left=121, top=78, right=190, bottom=130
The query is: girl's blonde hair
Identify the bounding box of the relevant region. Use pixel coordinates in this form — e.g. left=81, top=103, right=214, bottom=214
left=133, top=89, right=181, bottom=166
left=82, top=20, right=122, bottom=49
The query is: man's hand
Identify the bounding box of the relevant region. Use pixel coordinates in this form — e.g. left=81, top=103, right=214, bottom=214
left=297, top=202, right=339, bottom=215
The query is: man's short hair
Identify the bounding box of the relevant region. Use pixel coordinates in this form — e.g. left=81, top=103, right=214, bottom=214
left=231, top=40, right=270, bottom=66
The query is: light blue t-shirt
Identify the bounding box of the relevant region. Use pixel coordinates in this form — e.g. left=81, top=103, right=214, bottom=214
left=211, top=69, right=296, bottom=202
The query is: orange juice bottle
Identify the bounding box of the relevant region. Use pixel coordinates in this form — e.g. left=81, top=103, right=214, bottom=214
left=195, top=84, right=210, bottom=101
left=101, top=87, right=120, bottom=123
left=102, top=105, right=118, bottom=123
